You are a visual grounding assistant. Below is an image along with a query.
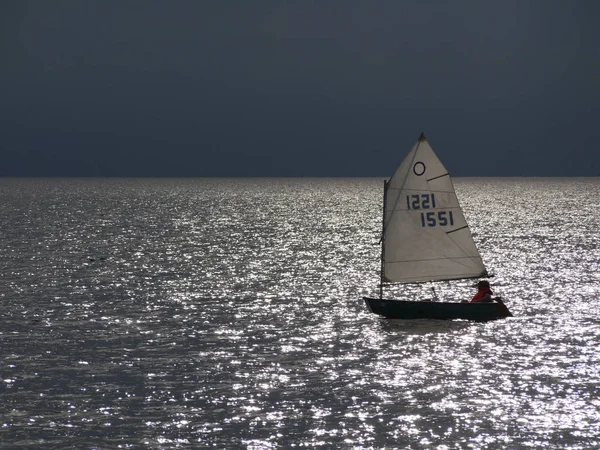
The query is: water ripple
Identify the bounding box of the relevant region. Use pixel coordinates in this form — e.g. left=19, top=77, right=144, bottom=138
left=1, top=177, right=599, bottom=448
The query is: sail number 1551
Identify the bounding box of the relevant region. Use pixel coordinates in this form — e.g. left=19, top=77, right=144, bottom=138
left=420, top=211, right=454, bottom=227
left=406, top=194, right=454, bottom=227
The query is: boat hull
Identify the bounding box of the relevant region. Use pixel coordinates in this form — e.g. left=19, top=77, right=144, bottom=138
left=363, top=297, right=512, bottom=321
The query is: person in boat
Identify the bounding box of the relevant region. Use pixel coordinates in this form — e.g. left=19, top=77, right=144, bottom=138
left=471, top=280, right=494, bottom=303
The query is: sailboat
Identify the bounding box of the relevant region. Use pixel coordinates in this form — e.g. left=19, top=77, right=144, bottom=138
left=363, top=133, right=512, bottom=321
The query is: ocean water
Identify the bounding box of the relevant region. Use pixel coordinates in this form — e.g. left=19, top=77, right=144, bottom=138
left=1, top=177, right=599, bottom=449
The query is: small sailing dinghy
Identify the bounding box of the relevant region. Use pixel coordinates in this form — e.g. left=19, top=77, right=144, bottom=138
left=363, top=133, right=512, bottom=321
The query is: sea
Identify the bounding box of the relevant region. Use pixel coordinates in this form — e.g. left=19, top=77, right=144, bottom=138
left=1, top=177, right=599, bottom=449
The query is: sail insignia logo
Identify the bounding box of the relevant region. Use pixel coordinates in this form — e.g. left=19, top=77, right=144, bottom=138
left=413, top=162, right=426, bottom=176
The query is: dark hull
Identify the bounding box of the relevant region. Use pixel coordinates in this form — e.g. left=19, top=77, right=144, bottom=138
left=363, top=297, right=512, bottom=321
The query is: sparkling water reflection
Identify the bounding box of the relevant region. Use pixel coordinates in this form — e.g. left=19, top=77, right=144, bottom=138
left=1, top=177, right=599, bottom=448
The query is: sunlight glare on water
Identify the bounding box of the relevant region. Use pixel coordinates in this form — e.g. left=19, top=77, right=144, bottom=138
left=0, top=177, right=599, bottom=448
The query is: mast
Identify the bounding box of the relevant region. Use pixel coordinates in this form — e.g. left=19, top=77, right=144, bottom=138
left=379, top=179, right=388, bottom=299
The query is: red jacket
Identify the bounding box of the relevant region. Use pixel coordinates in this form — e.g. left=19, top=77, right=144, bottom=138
left=471, top=288, right=493, bottom=303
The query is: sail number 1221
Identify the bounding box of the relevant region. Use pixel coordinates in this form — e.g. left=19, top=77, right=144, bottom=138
left=406, top=194, right=454, bottom=227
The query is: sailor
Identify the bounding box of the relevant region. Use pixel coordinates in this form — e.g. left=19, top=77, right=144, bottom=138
left=471, top=280, right=494, bottom=303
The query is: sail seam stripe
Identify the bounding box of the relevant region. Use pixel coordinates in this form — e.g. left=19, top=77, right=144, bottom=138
left=447, top=225, right=469, bottom=234
left=387, top=256, right=480, bottom=263
left=390, top=206, right=461, bottom=211
left=382, top=274, right=486, bottom=285
left=427, top=173, right=449, bottom=182
left=387, top=187, right=454, bottom=193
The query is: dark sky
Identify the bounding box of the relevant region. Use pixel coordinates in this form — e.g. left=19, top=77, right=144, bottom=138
left=1, top=1, right=599, bottom=176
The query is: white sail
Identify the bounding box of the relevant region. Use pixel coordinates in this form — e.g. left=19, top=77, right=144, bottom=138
left=383, top=133, right=487, bottom=284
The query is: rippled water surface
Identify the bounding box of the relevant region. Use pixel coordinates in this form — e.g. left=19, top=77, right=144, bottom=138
left=1, top=177, right=600, bottom=449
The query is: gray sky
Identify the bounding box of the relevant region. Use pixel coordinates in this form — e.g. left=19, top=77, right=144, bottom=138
left=1, top=0, right=599, bottom=176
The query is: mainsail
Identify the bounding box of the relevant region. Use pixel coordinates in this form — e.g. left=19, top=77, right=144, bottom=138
left=382, top=133, right=488, bottom=284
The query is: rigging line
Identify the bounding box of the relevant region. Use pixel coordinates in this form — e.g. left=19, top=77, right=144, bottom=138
left=382, top=272, right=488, bottom=285
left=379, top=179, right=388, bottom=299
left=383, top=140, right=422, bottom=234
